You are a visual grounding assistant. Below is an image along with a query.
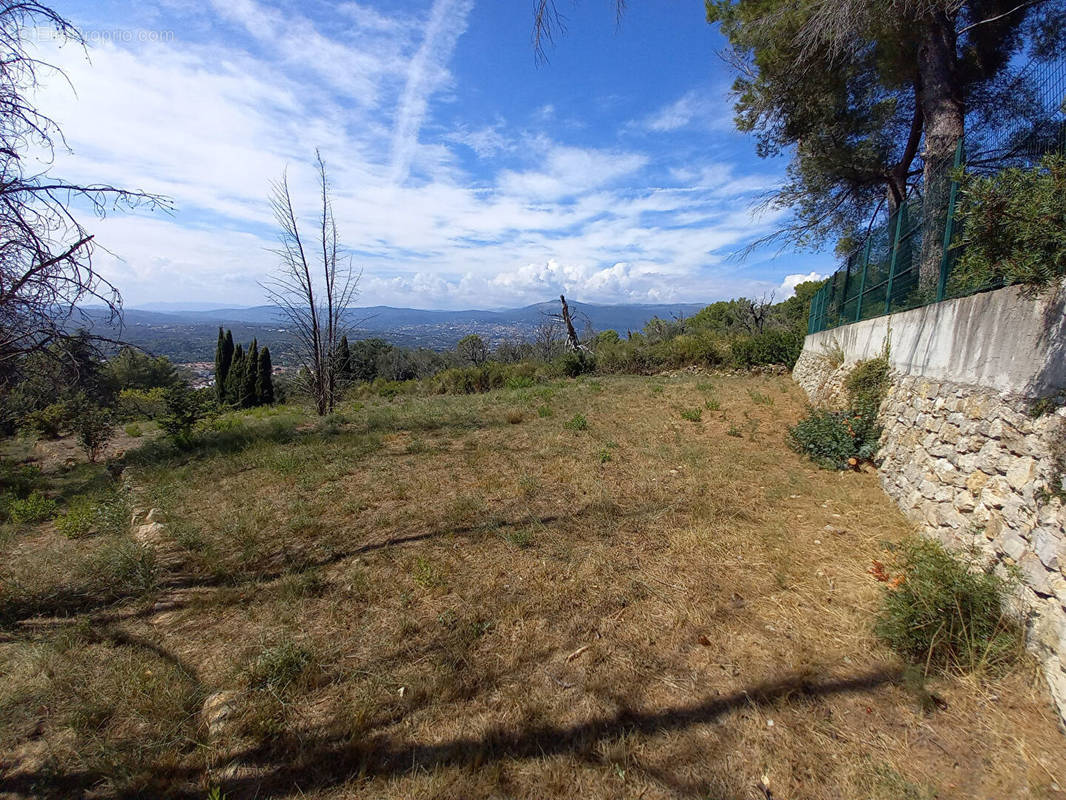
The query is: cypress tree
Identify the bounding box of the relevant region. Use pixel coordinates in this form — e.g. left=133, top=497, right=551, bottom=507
left=215, top=328, right=234, bottom=404
left=243, top=340, right=259, bottom=407
left=257, top=347, right=275, bottom=405
left=226, top=344, right=244, bottom=405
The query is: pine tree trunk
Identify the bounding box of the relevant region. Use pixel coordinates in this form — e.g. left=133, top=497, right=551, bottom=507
left=917, top=10, right=964, bottom=294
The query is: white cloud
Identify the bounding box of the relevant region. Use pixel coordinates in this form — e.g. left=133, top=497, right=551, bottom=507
left=780, top=272, right=827, bottom=297
left=389, top=0, right=475, bottom=184
left=639, top=89, right=735, bottom=134
left=27, top=2, right=800, bottom=310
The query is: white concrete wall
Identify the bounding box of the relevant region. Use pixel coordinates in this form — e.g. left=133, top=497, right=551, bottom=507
left=805, top=283, right=1066, bottom=398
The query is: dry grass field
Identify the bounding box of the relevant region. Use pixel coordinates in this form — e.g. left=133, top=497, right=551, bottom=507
left=1, top=373, right=1064, bottom=799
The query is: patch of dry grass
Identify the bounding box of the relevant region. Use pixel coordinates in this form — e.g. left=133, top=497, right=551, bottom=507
left=1, top=373, right=1064, bottom=799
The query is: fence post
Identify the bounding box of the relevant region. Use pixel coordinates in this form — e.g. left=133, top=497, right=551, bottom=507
left=884, top=205, right=906, bottom=315
left=936, top=138, right=965, bottom=303
left=839, top=256, right=852, bottom=326
left=854, top=237, right=871, bottom=322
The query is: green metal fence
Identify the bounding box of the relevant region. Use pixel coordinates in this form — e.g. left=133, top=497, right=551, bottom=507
left=807, top=57, right=1066, bottom=336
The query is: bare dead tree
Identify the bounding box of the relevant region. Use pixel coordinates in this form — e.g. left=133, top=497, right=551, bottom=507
left=742, top=291, right=776, bottom=335
left=533, top=314, right=562, bottom=361
left=264, top=151, right=360, bottom=415
left=0, top=2, right=169, bottom=380
left=546, top=294, right=592, bottom=352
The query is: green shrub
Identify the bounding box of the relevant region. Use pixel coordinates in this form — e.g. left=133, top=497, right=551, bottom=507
left=56, top=491, right=129, bottom=538
left=556, top=349, right=596, bottom=377
left=56, top=497, right=98, bottom=538
left=680, top=407, right=702, bottom=422
left=789, top=355, right=889, bottom=469
left=158, top=386, right=205, bottom=446
left=874, top=539, right=1021, bottom=674
left=537, top=405, right=552, bottom=418
left=730, top=329, right=804, bottom=369
left=22, top=402, right=71, bottom=439
left=705, top=398, right=721, bottom=411
left=0, top=461, right=41, bottom=498
left=952, top=154, right=1066, bottom=293
left=116, top=387, right=169, bottom=421
left=787, top=409, right=860, bottom=469
left=563, top=413, right=588, bottom=431
left=8, top=491, right=58, bottom=524
left=505, top=375, right=535, bottom=389
left=124, top=422, right=143, bottom=438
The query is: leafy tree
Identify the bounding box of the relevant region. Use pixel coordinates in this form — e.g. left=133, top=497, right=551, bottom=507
left=107, top=347, right=180, bottom=392
left=257, top=347, right=275, bottom=405
left=349, top=338, right=391, bottom=383
left=456, top=334, right=488, bottom=366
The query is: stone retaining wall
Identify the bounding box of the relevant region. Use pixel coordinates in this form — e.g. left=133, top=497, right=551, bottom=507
left=793, top=285, right=1066, bottom=726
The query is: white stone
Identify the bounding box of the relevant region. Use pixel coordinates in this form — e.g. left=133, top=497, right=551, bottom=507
left=1006, top=457, right=1038, bottom=491
left=1034, top=528, right=1063, bottom=571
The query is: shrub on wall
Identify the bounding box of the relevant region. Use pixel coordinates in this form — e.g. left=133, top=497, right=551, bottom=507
left=952, top=154, right=1066, bottom=293
left=789, top=354, right=889, bottom=469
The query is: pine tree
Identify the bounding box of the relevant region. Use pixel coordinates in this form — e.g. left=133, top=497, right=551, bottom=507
left=243, top=339, right=259, bottom=407
left=225, top=344, right=244, bottom=405
left=215, top=328, right=234, bottom=404
left=257, top=347, right=275, bottom=405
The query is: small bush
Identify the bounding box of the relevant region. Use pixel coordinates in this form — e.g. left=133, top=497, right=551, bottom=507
left=597, top=447, right=612, bottom=463
left=787, top=410, right=861, bottom=470
left=874, top=539, right=1021, bottom=674
left=8, top=491, right=58, bottom=524
left=0, top=461, right=41, bottom=498
left=73, top=405, right=115, bottom=463
left=563, top=413, right=588, bottom=431
left=505, top=528, right=534, bottom=548
left=158, top=386, right=205, bottom=446
left=680, top=407, right=702, bottom=422
left=556, top=349, right=596, bottom=378
left=56, top=497, right=98, bottom=538
left=790, top=355, right=889, bottom=469
left=705, top=398, right=721, bottom=411
left=124, top=422, right=143, bottom=438
left=505, top=375, right=535, bottom=390
left=730, top=329, right=804, bottom=369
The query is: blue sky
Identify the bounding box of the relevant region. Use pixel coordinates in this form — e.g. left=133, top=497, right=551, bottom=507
left=37, top=0, right=828, bottom=309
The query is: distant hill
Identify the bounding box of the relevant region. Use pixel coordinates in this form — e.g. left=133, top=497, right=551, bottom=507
left=76, top=299, right=708, bottom=363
